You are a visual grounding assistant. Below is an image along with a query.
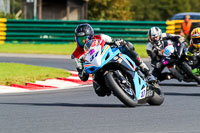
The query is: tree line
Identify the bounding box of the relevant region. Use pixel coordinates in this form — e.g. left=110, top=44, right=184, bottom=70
left=88, top=0, right=200, bottom=21
left=1, top=0, right=200, bottom=20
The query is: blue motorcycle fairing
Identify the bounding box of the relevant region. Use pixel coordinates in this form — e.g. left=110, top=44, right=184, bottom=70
left=133, top=72, right=147, bottom=99
left=108, top=55, right=147, bottom=99
left=84, top=45, right=120, bottom=74
left=84, top=44, right=147, bottom=100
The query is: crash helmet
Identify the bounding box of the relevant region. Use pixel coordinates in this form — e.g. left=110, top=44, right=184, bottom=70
left=75, top=23, right=94, bottom=47
left=191, top=27, right=200, bottom=49
left=148, top=27, right=162, bottom=45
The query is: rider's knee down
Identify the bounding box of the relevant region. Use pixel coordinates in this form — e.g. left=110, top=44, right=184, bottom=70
left=93, top=80, right=110, bottom=97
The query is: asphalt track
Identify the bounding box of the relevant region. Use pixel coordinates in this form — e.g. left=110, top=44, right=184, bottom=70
left=0, top=54, right=200, bottom=133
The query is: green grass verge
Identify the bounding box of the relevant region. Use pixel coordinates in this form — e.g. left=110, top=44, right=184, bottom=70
left=0, top=43, right=76, bottom=55
left=0, top=43, right=147, bottom=85
left=0, top=63, right=71, bottom=86
left=134, top=44, right=148, bottom=58
left=0, top=43, right=148, bottom=57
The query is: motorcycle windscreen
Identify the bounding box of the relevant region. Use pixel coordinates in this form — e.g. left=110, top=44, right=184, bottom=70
left=86, top=45, right=102, bottom=67
left=83, top=45, right=102, bottom=73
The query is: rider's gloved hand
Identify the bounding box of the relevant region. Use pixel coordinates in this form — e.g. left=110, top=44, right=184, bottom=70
left=77, top=67, right=89, bottom=81
left=188, top=56, right=198, bottom=66
left=114, top=39, right=126, bottom=46
left=157, top=50, right=163, bottom=56
left=178, top=36, right=185, bottom=43
left=155, top=62, right=162, bottom=69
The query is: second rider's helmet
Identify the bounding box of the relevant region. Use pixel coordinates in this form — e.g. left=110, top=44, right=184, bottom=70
left=148, top=27, right=162, bottom=46
left=191, top=27, right=200, bottom=49
left=75, top=23, right=94, bottom=48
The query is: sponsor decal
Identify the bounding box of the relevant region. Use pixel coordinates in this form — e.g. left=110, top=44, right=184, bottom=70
left=146, top=90, right=154, bottom=97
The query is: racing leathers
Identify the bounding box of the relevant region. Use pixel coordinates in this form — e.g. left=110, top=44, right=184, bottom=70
left=187, top=43, right=200, bottom=69
left=72, top=34, right=154, bottom=96
left=146, top=33, right=185, bottom=81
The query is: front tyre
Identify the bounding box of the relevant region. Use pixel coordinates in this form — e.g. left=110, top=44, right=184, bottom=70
left=104, top=71, right=138, bottom=107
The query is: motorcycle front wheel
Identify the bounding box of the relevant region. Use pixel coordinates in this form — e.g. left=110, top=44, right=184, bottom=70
left=104, top=71, right=138, bottom=107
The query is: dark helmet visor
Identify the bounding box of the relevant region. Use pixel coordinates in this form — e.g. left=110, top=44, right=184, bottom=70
left=76, top=36, right=89, bottom=47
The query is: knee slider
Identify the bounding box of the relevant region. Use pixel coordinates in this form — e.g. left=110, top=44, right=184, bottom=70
left=93, top=81, right=108, bottom=97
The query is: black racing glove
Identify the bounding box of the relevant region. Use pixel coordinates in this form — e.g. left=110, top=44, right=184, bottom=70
left=187, top=56, right=198, bottom=66
left=77, top=67, right=89, bottom=81
left=113, top=39, right=126, bottom=47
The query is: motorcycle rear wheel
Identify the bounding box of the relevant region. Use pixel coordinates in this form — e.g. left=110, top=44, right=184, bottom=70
left=105, top=71, right=138, bottom=107
left=182, top=62, right=200, bottom=84
left=148, top=84, right=164, bottom=106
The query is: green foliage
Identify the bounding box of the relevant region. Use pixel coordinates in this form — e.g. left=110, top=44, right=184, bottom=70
left=0, top=0, right=22, bottom=19
left=188, top=0, right=200, bottom=12
left=88, top=0, right=200, bottom=21
left=0, top=11, right=16, bottom=19
left=88, top=0, right=134, bottom=20
left=11, top=0, right=22, bottom=13
left=131, top=0, right=195, bottom=20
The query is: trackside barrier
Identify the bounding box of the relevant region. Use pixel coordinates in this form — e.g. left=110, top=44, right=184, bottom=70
left=0, top=19, right=167, bottom=44
left=0, top=18, right=7, bottom=44
left=166, top=20, right=200, bottom=34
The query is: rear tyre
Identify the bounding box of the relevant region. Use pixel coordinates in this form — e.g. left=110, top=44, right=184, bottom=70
left=182, top=62, right=200, bottom=84
left=148, top=84, right=164, bottom=105
left=105, top=71, right=138, bottom=107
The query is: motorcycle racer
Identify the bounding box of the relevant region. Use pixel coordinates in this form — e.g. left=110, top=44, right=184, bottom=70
left=187, top=27, right=200, bottom=76
left=72, top=23, right=156, bottom=96
left=146, top=26, right=185, bottom=80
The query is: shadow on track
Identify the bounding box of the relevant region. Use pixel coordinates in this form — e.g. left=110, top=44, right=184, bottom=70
left=0, top=102, right=128, bottom=108
left=165, top=92, right=200, bottom=97
left=0, top=102, right=152, bottom=108
left=160, top=83, right=198, bottom=87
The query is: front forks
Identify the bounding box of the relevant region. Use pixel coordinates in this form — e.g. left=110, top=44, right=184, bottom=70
left=113, top=70, right=132, bottom=88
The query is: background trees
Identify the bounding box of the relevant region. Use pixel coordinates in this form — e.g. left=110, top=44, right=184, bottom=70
left=88, top=0, right=200, bottom=21
left=1, top=0, right=200, bottom=20
left=88, top=0, right=134, bottom=20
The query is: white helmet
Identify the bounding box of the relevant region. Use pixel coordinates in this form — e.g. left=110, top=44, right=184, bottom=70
left=148, top=27, right=162, bottom=45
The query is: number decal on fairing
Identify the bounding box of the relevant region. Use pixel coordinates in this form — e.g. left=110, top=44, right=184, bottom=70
left=90, top=51, right=99, bottom=62
left=95, top=51, right=99, bottom=57
left=141, top=89, right=146, bottom=98
left=90, top=55, right=95, bottom=62
left=133, top=73, right=147, bottom=99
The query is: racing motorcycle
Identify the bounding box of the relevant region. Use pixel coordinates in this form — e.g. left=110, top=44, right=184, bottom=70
left=82, top=39, right=164, bottom=107
left=159, top=40, right=200, bottom=84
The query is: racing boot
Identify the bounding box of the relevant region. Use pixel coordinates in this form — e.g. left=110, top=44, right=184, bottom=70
left=119, top=41, right=156, bottom=83
left=139, top=62, right=156, bottom=84
left=77, top=67, right=89, bottom=81
left=93, top=76, right=111, bottom=97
